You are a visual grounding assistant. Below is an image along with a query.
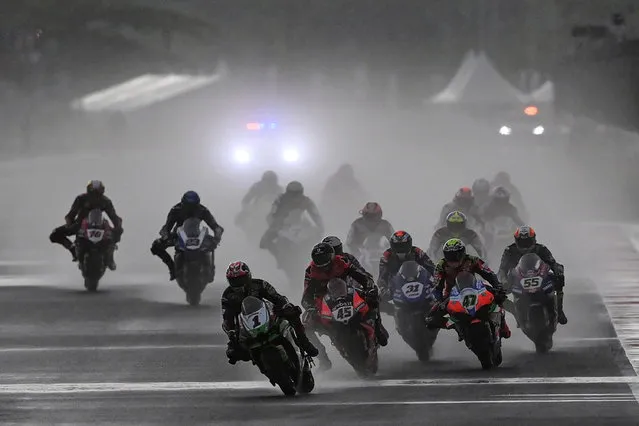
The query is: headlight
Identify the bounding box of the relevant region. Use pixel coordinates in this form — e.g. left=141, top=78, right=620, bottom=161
left=282, top=148, right=300, bottom=163
left=233, top=148, right=251, bottom=164
left=499, top=126, right=512, bottom=136
left=532, top=125, right=545, bottom=135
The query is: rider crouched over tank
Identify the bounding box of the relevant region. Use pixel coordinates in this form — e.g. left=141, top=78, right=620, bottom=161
left=222, top=261, right=318, bottom=364
left=378, top=231, right=435, bottom=299
left=426, top=238, right=511, bottom=340
left=346, top=202, right=394, bottom=255
left=302, top=243, right=388, bottom=370
left=49, top=180, right=123, bottom=269
left=321, top=236, right=372, bottom=280
left=498, top=226, right=567, bottom=325
left=429, top=211, right=486, bottom=259
left=150, top=191, right=223, bottom=281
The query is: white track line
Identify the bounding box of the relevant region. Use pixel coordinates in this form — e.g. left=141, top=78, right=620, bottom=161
left=0, top=377, right=639, bottom=394
left=0, top=344, right=226, bottom=353
left=279, top=398, right=637, bottom=406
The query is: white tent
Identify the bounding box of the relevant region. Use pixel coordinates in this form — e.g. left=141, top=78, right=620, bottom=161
left=430, top=51, right=533, bottom=105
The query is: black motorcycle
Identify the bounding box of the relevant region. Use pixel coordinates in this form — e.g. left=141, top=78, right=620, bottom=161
left=75, top=208, right=113, bottom=292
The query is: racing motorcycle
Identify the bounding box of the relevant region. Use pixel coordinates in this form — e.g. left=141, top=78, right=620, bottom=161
left=238, top=296, right=315, bottom=396
left=174, top=218, right=217, bottom=306
left=389, top=261, right=439, bottom=362
left=235, top=196, right=277, bottom=244
left=75, top=208, right=113, bottom=292
left=319, top=278, right=379, bottom=378
left=484, top=216, right=518, bottom=265
left=358, top=235, right=389, bottom=281
left=508, top=253, right=558, bottom=353
left=273, top=216, right=321, bottom=284
left=446, top=272, right=503, bottom=370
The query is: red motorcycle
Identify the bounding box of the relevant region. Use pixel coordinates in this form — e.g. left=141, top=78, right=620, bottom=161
left=318, top=278, right=379, bottom=378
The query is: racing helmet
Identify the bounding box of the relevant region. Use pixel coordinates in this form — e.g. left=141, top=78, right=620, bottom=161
left=454, top=187, right=474, bottom=207
left=443, top=238, right=466, bottom=264
left=286, top=181, right=304, bottom=195
left=86, top=180, right=105, bottom=195
left=181, top=190, right=201, bottom=205
left=327, top=277, right=349, bottom=299
left=514, top=225, right=536, bottom=251
left=262, top=170, right=278, bottom=184
left=445, top=211, right=468, bottom=234
left=311, top=242, right=335, bottom=269
left=226, top=261, right=252, bottom=290
left=494, top=171, right=511, bottom=186
left=492, top=186, right=510, bottom=203
left=390, top=230, right=412, bottom=258
left=337, top=163, right=354, bottom=178
left=472, top=178, right=490, bottom=196
left=322, top=236, right=344, bottom=255
left=360, top=202, right=383, bottom=220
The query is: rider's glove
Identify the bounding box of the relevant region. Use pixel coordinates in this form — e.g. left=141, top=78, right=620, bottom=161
left=494, top=288, right=507, bottom=305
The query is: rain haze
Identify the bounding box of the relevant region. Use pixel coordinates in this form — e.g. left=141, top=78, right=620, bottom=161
left=0, top=1, right=639, bottom=425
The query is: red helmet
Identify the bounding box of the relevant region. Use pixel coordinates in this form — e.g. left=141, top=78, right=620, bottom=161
left=226, top=261, right=252, bottom=289
left=360, top=202, right=382, bottom=219
left=390, top=230, right=412, bottom=255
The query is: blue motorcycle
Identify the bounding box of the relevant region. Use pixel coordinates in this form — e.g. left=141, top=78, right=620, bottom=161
left=389, top=261, right=439, bottom=362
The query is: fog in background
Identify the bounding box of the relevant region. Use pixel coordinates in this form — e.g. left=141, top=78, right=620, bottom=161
left=1, top=1, right=638, bottom=332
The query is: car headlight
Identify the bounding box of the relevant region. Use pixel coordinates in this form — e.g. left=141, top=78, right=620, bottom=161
left=233, top=148, right=251, bottom=164
left=533, top=125, right=545, bottom=135
left=499, top=126, right=512, bottom=136
left=282, top=148, right=300, bottom=163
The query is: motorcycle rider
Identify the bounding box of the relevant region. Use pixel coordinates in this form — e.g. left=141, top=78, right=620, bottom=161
left=481, top=186, right=525, bottom=226
left=49, top=180, right=123, bottom=270
left=472, top=178, right=492, bottom=213
left=378, top=231, right=435, bottom=299
left=259, top=181, right=324, bottom=256
left=150, top=191, right=224, bottom=281
left=492, top=171, right=526, bottom=216
left=321, top=235, right=372, bottom=280
left=437, top=187, right=484, bottom=229
left=222, top=261, right=319, bottom=364
left=235, top=170, right=283, bottom=226
left=498, top=225, right=567, bottom=325
left=427, top=238, right=511, bottom=339
left=302, top=242, right=388, bottom=369
left=346, top=202, right=394, bottom=254
left=429, top=211, right=486, bottom=258
left=320, top=163, right=370, bottom=211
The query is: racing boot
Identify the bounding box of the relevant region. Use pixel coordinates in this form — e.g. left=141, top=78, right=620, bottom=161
left=295, top=333, right=319, bottom=357
left=68, top=244, right=78, bottom=262
left=557, top=292, right=568, bottom=325
left=500, top=311, right=512, bottom=339
left=502, top=298, right=520, bottom=328
left=375, top=316, right=389, bottom=346
left=105, top=245, right=117, bottom=271
left=308, top=331, right=331, bottom=371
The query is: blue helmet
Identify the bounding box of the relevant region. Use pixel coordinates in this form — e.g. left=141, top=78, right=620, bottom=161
left=181, top=190, right=200, bottom=205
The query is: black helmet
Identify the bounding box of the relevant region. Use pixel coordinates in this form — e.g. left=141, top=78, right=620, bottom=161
left=390, top=230, right=412, bottom=256
left=472, top=178, right=490, bottom=195
left=494, top=171, right=511, bottom=186
left=181, top=190, right=201, bottom=205
left=87, top=180, right=105, bottom=195
left=322, top=236, right=344, bottom=255
left=285, top=181, right=304, bottom=195
left=443, top=238, right=466, bottom=263
left=311, top=242, right=335, bottom=268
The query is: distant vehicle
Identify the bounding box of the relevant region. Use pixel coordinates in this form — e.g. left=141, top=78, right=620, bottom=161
left=497, top=105, right=555, bottom=138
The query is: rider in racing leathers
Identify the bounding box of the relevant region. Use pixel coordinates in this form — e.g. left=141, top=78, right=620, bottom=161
left=222, top=261, right=318, bottom=364
left=492, top=171, right=526, bottom=218
left=321, top=235, right=372, bottom=280
left=49, top=180, right=123, bottom=269
left=481, top=186, right=525, bottom=226
left=302, top=242, right=388, bottom=370
left=346, top=202, right=394, bottom=254
left=437, top=187, right=484, bottom=229
left=236, top=170, right=283, bottom=226
left=429, top=211, right=486, bottom=259
left=320, top=163, right=370, bottom=212
left=498, top=225, right=567, bottom=325
left=427, top=238, right=511, bottom=339
left=150, top=191, right=224, bottom=281
left=378, top=231, right=435, bottom=300
left=259, top=181, right=324, bottom=255
left=472, top=178, right=492, bottom=213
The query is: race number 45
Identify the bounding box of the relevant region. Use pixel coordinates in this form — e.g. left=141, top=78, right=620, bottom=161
left=333, top=306, right=353, bottom=322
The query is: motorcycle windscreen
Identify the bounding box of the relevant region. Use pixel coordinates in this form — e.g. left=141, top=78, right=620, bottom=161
left=398, top=260, right=422, bottom=282
left=181, top=218, right=203, bottom=238
left=87, top=208, right=104, bottom=227
left=455, top=271, right=478, bottom=291
left=327, top=278, right=349, bottom=299
left=516, top=253, right=543, bottom=276
left=240, top=296, right=270, bottom=336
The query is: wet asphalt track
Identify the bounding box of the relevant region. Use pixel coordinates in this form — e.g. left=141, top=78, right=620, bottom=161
left=0, top=272, right=637, bottom=426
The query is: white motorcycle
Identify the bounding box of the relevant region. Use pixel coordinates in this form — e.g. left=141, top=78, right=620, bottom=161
left=357, top=235, right=389, bottom=281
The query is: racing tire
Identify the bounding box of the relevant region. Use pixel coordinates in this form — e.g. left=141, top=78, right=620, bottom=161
left=82, top=252, right=105, bottom=292
left=261, top=347, right=297, bottom=396
left=299, top=369, right=315, bottom=394
left=84, top=277, right=99, bottom=292
left=186, top=291, right=202, bottom=306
